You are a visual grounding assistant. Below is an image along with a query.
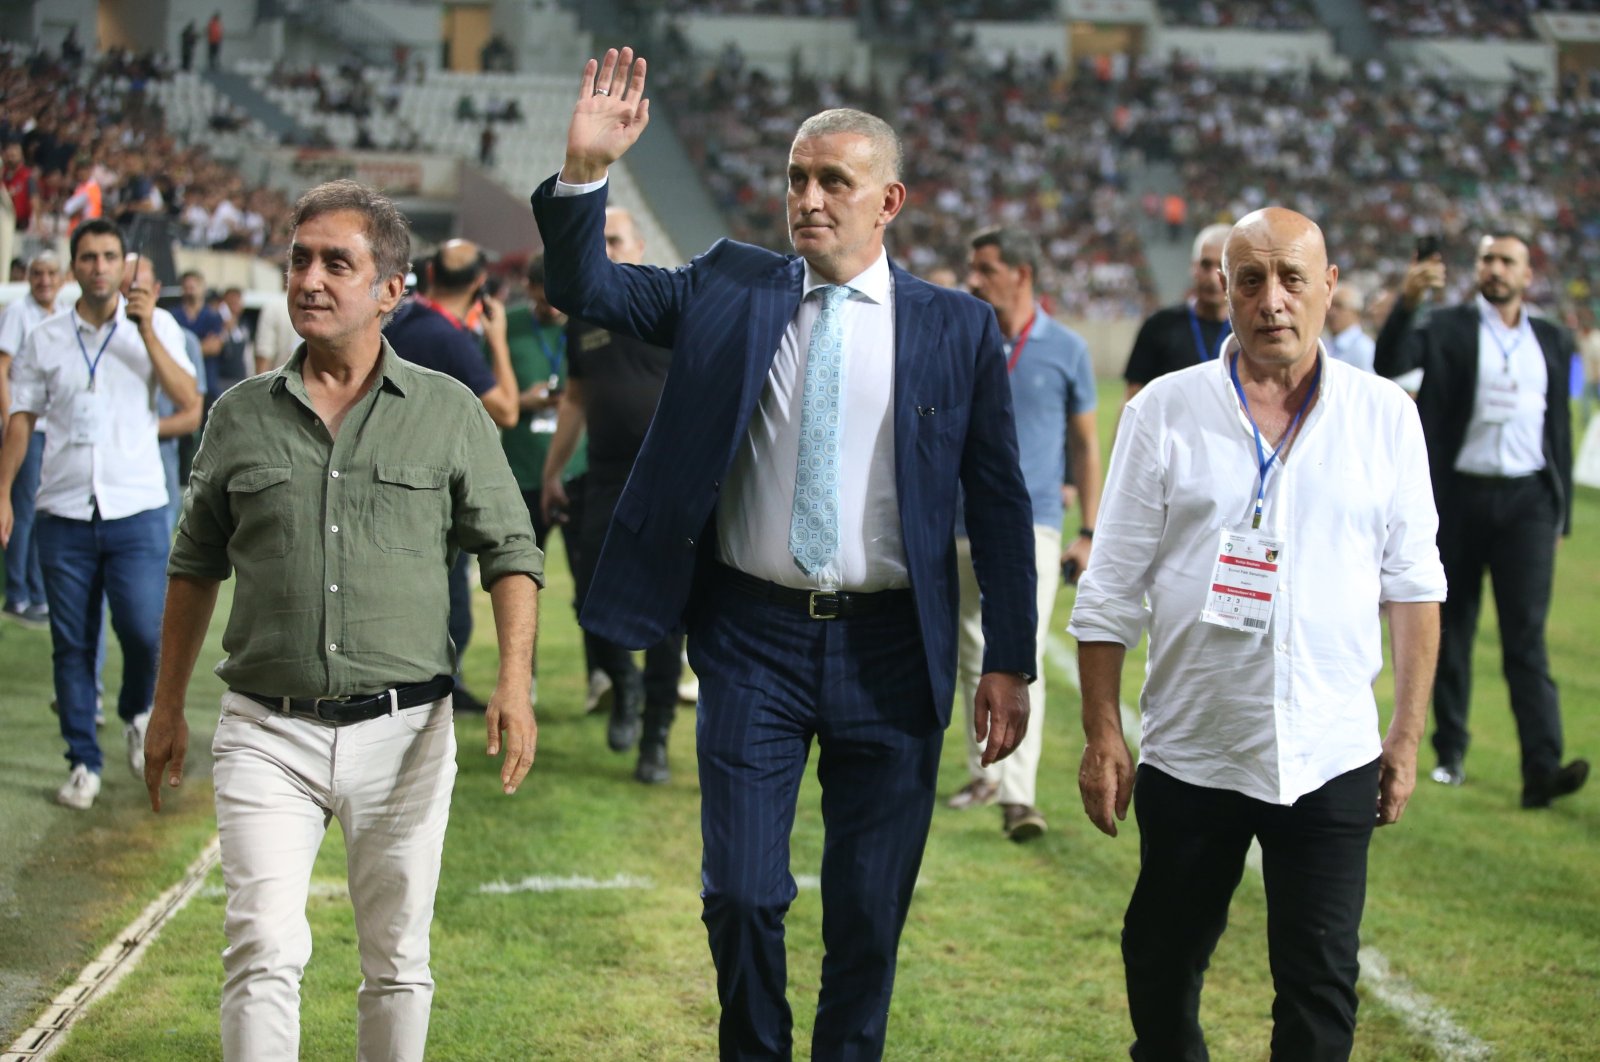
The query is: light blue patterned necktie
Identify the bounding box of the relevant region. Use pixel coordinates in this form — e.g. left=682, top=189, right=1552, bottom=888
left=789, top=284, right=852, bottom=576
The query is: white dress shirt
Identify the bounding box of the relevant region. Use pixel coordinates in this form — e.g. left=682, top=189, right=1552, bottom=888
left=1069, top=341, right=1446, bottom=805
left=1454, top=294, right=1548, bottom=477
left=716, top=252, right=905, bottom=591
left=0, top=290, right=72, bottom=433
left=1325, top=322, right=1375, bottom=373
left=11, top=297, right=193, bottom=520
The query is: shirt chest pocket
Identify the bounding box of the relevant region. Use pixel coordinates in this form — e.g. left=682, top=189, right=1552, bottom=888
left=227, top=465, right=294, bottom=561
left=373, top=463, right=450, bottom=555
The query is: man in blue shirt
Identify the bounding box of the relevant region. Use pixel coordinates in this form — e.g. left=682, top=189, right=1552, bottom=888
left=951, top=226, right=1101, bottom=840
left=171, top=269, right=225, bottom=406
left=384, top=239, right=519, bottom=712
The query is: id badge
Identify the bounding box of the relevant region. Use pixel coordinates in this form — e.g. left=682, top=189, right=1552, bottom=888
left=1478, top=373, right=1518, bottom=424
left=1200, top=527, right=1283, bottom=633
left=64, top=389, right=110, bottom=446
left=530, top=409, right=558, bottom=435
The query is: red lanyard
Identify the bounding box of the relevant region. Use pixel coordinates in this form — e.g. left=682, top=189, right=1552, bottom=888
left=411, top=294, right=467, bottom=332
left=1005, top=311, right=1038, bottom=374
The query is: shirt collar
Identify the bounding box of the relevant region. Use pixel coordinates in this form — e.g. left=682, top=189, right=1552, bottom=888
left=1217, top=334, right=1332, bottom=398
left=273, top=336, right=410, bottom=398
left=74, top=295, right=127, bottom=333
left=802, top=249, right=891, bottom=305
left=1476, top=292, right=1531, bottom=335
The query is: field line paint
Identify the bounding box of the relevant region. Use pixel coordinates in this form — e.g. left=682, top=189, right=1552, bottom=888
left=1043, top=632, right=1492, bottom=1060
left=477, top=873, right=654, bottom=895
left=3, top=836, right=220, bottom=1062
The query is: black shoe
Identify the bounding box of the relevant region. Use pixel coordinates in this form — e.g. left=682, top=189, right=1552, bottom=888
left=1522, top=759, right=1589, bottom=808
left=635, top=743, right=670, bottom=785
left=452, top=687, right=487, bottom=714
left=1430, top=761, right=1465, bottom=786
left=1002, top=803, right=1047, bottom=842
left=608, top=698, right=642, bottom=752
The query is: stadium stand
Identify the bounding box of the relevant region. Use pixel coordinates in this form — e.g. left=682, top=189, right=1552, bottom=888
left=1158, top=0, right=1323, bottom=31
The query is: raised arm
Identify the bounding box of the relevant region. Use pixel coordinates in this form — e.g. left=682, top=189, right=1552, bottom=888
left=560, top=47, right=652, bottom=185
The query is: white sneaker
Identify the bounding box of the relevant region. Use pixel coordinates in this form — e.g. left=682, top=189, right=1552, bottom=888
left=584, top=669, right=614, bottom=716
left=126, top=710, right=150, bottom=778
left=57, top=764, right=101, bottom=810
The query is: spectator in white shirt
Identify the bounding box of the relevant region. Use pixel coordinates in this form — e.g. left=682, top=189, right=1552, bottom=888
left=1070, top=207, right=1445, bottom=1061
left=1323, top=285, right=1376, bottom=372
left=0, top=219, right=199, bottom=811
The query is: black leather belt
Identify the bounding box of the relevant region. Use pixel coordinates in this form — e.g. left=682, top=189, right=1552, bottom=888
left=716, top=563, right=911, bottom=620
left=233, top=674, right=455, bottom=725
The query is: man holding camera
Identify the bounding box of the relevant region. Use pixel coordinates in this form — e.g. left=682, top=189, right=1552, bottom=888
left=1374, top=232, right=1587, bottom=808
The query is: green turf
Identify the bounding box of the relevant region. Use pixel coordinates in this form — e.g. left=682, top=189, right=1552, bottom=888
left=5, top=383, right=1599, bottom=1060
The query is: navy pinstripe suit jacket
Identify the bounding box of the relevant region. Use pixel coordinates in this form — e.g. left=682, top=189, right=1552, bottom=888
left=531, top=176, right=1037, bottom=724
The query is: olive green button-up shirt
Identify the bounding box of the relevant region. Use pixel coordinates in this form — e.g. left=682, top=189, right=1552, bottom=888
left=169, top=340, right=544, bottom=698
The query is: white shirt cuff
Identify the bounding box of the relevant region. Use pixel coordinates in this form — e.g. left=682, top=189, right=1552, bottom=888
left=552, top=173, right=609, bottom=197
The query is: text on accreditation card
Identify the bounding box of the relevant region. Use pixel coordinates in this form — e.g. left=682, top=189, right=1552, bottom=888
left=1200, top=528, right=1284, bottom=633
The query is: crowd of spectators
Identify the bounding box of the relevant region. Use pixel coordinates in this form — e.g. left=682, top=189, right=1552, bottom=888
left=1159, top=0, right=1323, bottom=31
left=1364, top=0, right=1537, bottom=39
left=1, top=39, right=294, bottom=266
left=1087, top=51, right=1598, bottom=309
left=658, top=40, right=1157, bottom=317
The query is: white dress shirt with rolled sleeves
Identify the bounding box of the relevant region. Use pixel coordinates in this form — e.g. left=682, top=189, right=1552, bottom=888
left=1069, top=342, right=1447, bottom=805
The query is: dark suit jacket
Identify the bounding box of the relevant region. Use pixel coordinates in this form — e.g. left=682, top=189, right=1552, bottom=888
left=1374, top=300, right=1574, bottom=536
left=531, top=177, right=1037, bottom=724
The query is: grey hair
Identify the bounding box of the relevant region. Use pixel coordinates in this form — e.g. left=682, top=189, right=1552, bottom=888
left=1191, top=223, right=1232, bottom=263
left=26, top=250, right=60, bottom=271
left=970, top=226, right=1041, bottom=278
left=794, top=108, right=903, bottom=182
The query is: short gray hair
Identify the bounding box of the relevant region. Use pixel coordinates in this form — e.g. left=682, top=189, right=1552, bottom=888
left=291, top=179, right=412, bottom=288
left=1191, top=223, right=1232, bottom=263
left=794, top=108, right=903, bottom=183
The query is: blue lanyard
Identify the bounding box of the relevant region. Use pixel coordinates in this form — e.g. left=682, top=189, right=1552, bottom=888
left=1229, top=353, right=1322, bottom=529
left=1483, top=312, right=1524, bottom=374
left=1190, top=306, right=1231, bottom=363
left=533, top=325, right=564, bottom=379
left=73, top=313, right=118, bottom=391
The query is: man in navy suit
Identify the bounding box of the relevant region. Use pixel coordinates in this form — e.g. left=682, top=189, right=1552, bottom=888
left=533, top=48, right=1038, bottom=1060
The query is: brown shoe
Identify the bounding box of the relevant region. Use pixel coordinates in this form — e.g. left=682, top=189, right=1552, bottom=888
left=1002, top=803, right=1047, bottom=842
left=946, top=779, right=999, bottom=810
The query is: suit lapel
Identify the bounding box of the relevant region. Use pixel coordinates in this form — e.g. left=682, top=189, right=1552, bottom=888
left=892, top=263, right=937, bottom=496
left=738, top=258, right=805, bottom=437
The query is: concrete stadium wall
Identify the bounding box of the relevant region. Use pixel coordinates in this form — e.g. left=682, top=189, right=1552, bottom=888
left=1063, top=316, right=1141, bottom=379
left=1147, top=26, right=1346, bottom=74
left=966, top=21, right=1073, bottom=65
left=668, top=15, right=871, bottom=83
left=1386, top=39, right=1557, bottom=86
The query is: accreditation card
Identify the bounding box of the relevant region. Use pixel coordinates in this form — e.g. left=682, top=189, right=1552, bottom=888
left=1199, top=527, right=1283, bottom=633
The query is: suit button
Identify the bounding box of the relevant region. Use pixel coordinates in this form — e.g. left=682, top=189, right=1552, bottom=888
left=685, top=537, right=695, bottom=548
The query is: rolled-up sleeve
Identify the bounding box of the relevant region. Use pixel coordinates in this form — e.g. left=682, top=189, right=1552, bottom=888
left=10, top=329, right=49, bottom=416
left=1068, top=398, right=1163, bottom=646
left=1379, top=398, right=1447, bottom=603
left=167, top=425, right=236, bottom=581
left=451, top=399, right=545, bottom=589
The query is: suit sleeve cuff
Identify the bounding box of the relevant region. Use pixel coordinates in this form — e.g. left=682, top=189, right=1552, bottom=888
left=552, top=174, right=608, bottom=197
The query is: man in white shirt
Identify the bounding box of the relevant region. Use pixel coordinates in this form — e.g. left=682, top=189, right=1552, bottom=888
left=1324, top=285, right=1375, bottom=372
left=0, top=219, right=199, bottom=810
left=1071, top=207, right=1445, bottom=1060
left=0, top=251, right=70, bottom=624
left=1374, top=233, right=1586, bottom=807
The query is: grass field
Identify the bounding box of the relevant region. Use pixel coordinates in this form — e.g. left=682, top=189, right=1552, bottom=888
left=2, top=380, right=1597, bottom=1060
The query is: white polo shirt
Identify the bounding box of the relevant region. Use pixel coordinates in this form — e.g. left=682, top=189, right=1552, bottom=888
left=11, top=297, right=192, bottom=521
left=1069, top=342, right=1447, bottom=805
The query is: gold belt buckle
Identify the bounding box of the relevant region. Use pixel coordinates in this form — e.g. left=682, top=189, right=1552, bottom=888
left=807, top=590, right=841, bottom=620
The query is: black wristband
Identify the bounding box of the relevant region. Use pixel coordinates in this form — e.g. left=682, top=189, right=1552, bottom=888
left=1079, top=527, right=1095, bottom=539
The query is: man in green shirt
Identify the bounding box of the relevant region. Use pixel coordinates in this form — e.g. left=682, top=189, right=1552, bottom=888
left=504, top=254, right=592, bottom=708
left=143, top=179, right=543, bottom=1061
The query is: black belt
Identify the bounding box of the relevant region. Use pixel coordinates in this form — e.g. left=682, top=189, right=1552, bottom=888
left=233, top=674, right=455, bottom=725
left=715, top=563, right=911, bottom=620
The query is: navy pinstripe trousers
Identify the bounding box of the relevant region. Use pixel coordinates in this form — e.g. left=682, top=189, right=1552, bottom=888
left=688, top=570, right=943, bottom=1061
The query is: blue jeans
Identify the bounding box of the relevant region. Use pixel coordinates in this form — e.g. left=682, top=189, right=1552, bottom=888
left=4, top=431, right=47, bottom=609
left=161, top=437, right=182, bottom=538
left=37, top=508, right=169, bottom=772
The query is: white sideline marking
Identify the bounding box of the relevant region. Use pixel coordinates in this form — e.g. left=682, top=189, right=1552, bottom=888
left=477, top=873, right=654, bottom=895
left=1043, top=632, right=1491, bottom=1060
left=4, top=837, right=220, bottom=1062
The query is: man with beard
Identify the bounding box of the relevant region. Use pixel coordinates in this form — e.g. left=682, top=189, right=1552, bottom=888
left=1375, top=232, right=1587, bottom=808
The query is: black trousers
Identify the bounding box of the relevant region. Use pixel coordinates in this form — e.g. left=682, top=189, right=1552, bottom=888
left=1432, top=473, right=1563, bottom=784
left=520, top=480, right=593, bottom=678
left=573, top=475, right=683, bottom=732
left=1123, top=761, right=1380, bottom=1062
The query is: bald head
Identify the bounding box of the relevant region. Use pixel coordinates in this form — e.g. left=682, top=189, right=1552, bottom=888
left=604, top=208, right=645, bottom=265
left=1326, top=283, right=1364, bottom=336
left=1222, top=208, right=1337, bottom=370
left=430, top=238, right=486, bottom=294
left=1190, top=223, right=1231, bottom=318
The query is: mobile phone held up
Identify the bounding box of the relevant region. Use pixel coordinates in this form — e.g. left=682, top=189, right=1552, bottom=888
left=1415, top=235, right=1441, bottom=260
